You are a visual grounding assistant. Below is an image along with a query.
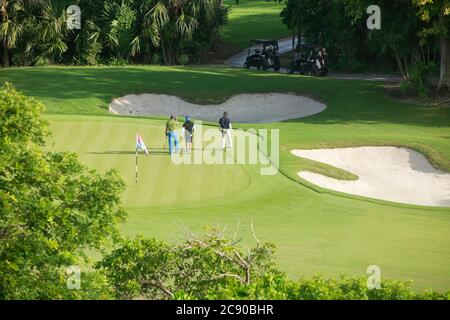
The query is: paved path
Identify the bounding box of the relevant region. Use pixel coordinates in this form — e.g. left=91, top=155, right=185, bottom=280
left=224, top=37, right=297, bottom=68
left=224, top=37, right=402, bottom=83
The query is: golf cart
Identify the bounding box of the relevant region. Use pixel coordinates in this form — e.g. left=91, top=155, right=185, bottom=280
left=287, top=43, right=328, bottom=76
left=243, top=39, right=281, bottom=71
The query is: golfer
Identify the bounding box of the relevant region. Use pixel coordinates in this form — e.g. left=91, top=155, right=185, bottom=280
left=165, top=115, right=179, bottom=155
left=219, top=111, right=232, bottom=149
left=182, top=116, right=195, bottom=153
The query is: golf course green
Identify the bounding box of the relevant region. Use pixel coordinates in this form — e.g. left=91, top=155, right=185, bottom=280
left=2, top=65, right=449, bottom=291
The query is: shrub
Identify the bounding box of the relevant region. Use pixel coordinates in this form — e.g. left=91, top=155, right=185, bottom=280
left=150, top=53, right=161, bottom=65
left=177, top=54, right=190, bottom=66
left=97, top=229, right=449, bottom=300
left=401, top=62, right=439, bottom=97
left=0, top=84, right=126, bottom=299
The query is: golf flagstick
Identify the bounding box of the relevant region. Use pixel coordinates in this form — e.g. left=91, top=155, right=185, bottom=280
left=135, top=133, right=138, bottom=185
left=163, top=132, right=167, bottom=149
left=135, top=133, right=150, bottom=185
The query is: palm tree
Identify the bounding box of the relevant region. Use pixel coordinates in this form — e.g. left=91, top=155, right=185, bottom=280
left=130, top=0, right=168, bottom=62
left=37, top=0, right=72, bottom=63
left=0, top=0, right=24, bottom=67
left=1, top=0, right=227, bottom=66
left=132, top=0, right=226, bottom=64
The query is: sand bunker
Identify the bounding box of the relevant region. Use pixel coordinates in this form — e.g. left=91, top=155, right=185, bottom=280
left=109, top=93, right=326, bottom=123
left=291, top=147, right=450, bottom=207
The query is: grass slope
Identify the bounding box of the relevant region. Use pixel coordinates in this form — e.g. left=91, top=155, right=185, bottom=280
left=2, top=66, right=450, bottom=291
left=221, top=0, right=290, bottom=48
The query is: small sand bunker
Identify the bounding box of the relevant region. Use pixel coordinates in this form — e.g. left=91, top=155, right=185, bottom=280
left=110, top=93, right=326, bottom=123
left=291, top=147, right=450, bottom=207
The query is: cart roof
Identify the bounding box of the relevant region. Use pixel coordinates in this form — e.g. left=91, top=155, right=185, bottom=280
left=251, top=39, right=279, bottom=46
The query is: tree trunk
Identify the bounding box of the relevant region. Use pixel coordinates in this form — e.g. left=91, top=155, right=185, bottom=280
left=438, top=36, right=450, bottom=90
left=2, top=45, right=9, bottom=67
left=403, top=55, right=410, bottom=80
left=395, top=53, right=407, bottom=81
left=161, top=38, right=167, bottom=65
left=292, top=29, right=295, bottom=50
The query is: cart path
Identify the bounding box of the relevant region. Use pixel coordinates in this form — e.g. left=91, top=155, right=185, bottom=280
left=224, top=36, right=297, bottom=68
left=224, top=37, right=402, bottom=83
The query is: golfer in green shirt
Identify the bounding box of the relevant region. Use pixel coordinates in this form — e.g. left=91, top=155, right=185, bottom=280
left=165, top=115, right=179, bottom=155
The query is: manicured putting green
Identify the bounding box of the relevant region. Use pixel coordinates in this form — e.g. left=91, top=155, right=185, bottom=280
left=47, top=116, right=250, bottom=207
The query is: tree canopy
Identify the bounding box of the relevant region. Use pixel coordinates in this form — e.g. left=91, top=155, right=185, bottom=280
left=281, top=0, right=450, bottom=90
left=0, top=0, right=228, bottom=66
left=0, top=83, right=126, bottom=299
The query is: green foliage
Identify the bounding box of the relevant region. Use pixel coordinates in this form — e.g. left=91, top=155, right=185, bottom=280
left=98, top=230, right=450, bottom=300
left=106, top=57, right=129, bottom=66
left=150, top=52, right=161, bottom=65
left=413, top=0, right=450, bottom=39
left=281, top=0, right=373, bottom=72
left=177, top=53, right=190, bottom=65
left=0, top=83, right=126, bottom=299
left=201, top=274, right=293, bottom=300
left=97, top=229, right=278, bottom=299
left=280, top=0, right=438, bottom=74
left=215, top=276, right=450, bottom=300
left=413, top=0, right=450, bottom=89
left=1, top=0, right=228, bottom=66
left=401, top=62, right=439, bottom=96
left=0, top=82, right=48, bottom=144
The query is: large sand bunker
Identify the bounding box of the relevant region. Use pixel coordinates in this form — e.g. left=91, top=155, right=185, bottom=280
left=109, top=93, right=326, bottom=123
left=292, top=147, right=450, bottom=207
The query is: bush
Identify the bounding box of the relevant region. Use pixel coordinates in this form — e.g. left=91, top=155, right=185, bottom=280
left=150, top=53, right=161, bottom=65
left=107, top=57, right=129, bottom=66
left=34, top=56, right=49, bottom=67
left=205, top=275, right=450, bottom=300
left=97, top=229, right=449, bottom=300
left=0, top=84, right=126, bottom=299
left=97, top=229, right=277, bottom=300
left=401, top=63, right=438, bottom=97
left=177, top=54, right=190, bottom=66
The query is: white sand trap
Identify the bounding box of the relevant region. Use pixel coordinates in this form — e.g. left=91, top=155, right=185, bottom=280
left=291, top=147, right=450, bottom=207
left=109, top=93, right=326, bottom=123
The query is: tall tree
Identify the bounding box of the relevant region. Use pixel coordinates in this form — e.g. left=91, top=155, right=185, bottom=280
left=134, top=0, right=227, bottom=64
left=0, top=83, right=126, bottom=299
left=37, top=0, right=72, bottom=63
left=280, top=0, right=302, bottom=48
left=0, top=0, right=25, bottom=67
left=414, top=0, right=450, bottom=89
left=343, top=0, right=424, bottom=80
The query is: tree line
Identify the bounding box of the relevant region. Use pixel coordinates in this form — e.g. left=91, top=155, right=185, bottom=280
left=0, top=0, right=228, bottom=67
left=281, top=0, right=450, bottom=91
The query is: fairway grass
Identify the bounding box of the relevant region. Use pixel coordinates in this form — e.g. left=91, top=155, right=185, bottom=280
left=46, top=114, right=450, bottom=292
left=2, top=65, right=450, bottom=291
left=221, top=0, right=290, bottom=48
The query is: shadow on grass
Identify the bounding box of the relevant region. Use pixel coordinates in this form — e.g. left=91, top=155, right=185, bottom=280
left=87, top=147, right=231, bottom=156
left=87, top=148, right=169, bottom=156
